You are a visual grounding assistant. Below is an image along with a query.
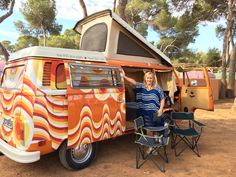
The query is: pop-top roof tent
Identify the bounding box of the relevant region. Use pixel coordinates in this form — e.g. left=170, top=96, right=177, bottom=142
left=73, top=9, right=172, bottom=67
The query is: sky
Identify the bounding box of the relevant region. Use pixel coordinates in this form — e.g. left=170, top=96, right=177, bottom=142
left=0, top=0, right=224, bottom=52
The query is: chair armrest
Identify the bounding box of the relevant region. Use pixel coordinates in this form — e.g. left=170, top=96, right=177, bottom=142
left=134, top=132, right=163, bottom=141
left=192, top=120, right=206, bottom=127
left=143, top=126, right=166, bottom=132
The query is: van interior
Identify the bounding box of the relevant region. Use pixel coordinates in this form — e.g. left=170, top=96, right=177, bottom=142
left=123, top=67, right=178, bottom=130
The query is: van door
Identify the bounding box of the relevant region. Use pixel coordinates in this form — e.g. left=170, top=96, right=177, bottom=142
left=66, top=63, right=125, bottom=149
left=180, top=68, right=214, bottom=112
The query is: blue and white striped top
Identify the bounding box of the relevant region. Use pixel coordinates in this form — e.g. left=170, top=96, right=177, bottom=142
left=136, top=82, right=165, bottom=125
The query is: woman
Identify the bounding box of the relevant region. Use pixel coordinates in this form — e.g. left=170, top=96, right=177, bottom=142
left=122, top=70, right=166, bottom=127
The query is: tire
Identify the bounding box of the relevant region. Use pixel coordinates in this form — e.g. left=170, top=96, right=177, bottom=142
left=59, top=141, right=97, bottom=170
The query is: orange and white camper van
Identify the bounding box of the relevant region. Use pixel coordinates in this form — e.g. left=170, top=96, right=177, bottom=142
left=0, top=10, right=213, bottom=169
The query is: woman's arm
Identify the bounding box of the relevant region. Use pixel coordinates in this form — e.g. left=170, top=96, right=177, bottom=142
left=157, top=99, right=165, bottom=117
left=121, top=69, right=137, bottom=86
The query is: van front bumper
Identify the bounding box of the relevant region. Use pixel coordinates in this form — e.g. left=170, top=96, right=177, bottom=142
left=0, top=138, right=40, bottom=163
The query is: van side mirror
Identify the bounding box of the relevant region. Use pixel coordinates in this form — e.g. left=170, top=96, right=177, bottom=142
left=191, top=80, right=198, bottom=86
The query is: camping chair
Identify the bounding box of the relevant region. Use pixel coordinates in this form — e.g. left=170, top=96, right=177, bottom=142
left=134, top=116, right=170, bottom=172
left=170, top=112, right=206, bottom=157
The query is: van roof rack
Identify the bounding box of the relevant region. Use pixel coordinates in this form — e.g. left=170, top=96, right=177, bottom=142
left=9, top=46, right=107, bottom=63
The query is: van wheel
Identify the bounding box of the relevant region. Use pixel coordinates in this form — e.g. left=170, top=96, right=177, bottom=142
left=59, top=141, right=97, bottom=170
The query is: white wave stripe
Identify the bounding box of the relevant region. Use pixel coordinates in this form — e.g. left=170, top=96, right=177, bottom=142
left=80, top=137, right=92, bottom=145
left=94, top=89, right=111, bottom=101
left=2, top=94, right=15, bottom=109
left=80, top=89, right=93, bottom=93
left=110, top=120, right=122, bottom=135
left=103, top=104, right=110, bottom=114
left=45, top=96, right=68, bottom=106
left=120, top=102, right=126, bottom=114
left=34, top=103, right=48, bottom=116
left=48, top=127, right=67, bottom=140
left=68, top=127, right=92, bottom=146
left=21, top=96, right=34, bottom=110
left=110, top=92, right=121, bottom=102
left=91, top=105, right=109, bottom=129
left=48, top=116, right=68, bottom=128
left=114, top=129, right=122, bottom=137
left=33, top=116, right=49, bottom=127
left=13, top=94, right=25, bottom=105
left=121, top=124, right=126, bottom=132
left=93, top=120, right=109, bottom=139
left=44, top=102, right=69, bottom=117
left=20, top=108, right=32, bottom=120
left=102, top=132, right=109, bottom=139
left=2, top=92, right=14, bottom=100
left=68, top=114, right=91, bottom=135
left=22, top=84, right=35, bottom=95
left=13, top=107, right=22, bottom=115
left=52, top=139, right=67, bottom=150
left=110, top=111, right=122, bottom=126
left=34, top=128, right=50, bottom=140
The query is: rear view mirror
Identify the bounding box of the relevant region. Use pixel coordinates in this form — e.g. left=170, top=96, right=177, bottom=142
left=191, top=80, right=198, bottom=86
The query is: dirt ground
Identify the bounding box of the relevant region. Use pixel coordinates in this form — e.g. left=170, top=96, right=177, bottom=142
left=0, top=99, right=236, bottom=177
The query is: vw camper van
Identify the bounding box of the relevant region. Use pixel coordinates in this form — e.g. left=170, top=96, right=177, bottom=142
left=0, top=10, right=213, bottom=169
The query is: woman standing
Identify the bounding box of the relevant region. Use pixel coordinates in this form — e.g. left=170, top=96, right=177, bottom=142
left=122, top=70, right=166, bottom=127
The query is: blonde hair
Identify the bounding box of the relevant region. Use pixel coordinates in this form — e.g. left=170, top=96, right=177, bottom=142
left=143, top=71, right=158, bottom=88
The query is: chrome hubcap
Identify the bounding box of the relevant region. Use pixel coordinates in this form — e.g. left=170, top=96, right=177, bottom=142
left=71, top=144, right=92, bottom=163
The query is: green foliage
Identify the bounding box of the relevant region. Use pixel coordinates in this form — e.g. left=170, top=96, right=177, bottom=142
left=0, top=0, right=11, bottom=10
left=14, top=36, right=39, bottom=51
left=204, top=48, right=221, bottom=67
left=44, top=29, right=80, bottom=49
left=0, top=40, right=14, bottom=53
left=125, top=0, right=163, bottom=37
left=20, top=0, right=62, bottom=45
left=14, top=20, right=40, bottom=37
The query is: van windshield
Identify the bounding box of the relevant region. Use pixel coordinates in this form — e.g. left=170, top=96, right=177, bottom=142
left=1, top=65, right=25, bottom=89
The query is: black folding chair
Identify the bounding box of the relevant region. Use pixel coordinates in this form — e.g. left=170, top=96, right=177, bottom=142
left=170, top=112, right=206, bottom=157
left=134, top=116, right=170, bottom=172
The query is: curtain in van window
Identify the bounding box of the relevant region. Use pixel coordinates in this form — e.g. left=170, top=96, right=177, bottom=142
left=69, top=64, right=121, bottom=88
left=1, top=66, right=25, bottom=89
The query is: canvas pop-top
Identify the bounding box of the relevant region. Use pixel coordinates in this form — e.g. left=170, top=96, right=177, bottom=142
left=0, top=9, right=213, bottom=170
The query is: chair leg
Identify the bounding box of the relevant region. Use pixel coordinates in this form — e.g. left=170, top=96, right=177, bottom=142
left=173, top=135, right=202, bottom=157
left=164, top=146, right=169, bottom=163
left=136, top=145, right=140, bottom=169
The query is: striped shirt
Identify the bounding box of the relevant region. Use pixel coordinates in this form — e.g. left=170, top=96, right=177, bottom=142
left=136, top=82, right=165, bottom=126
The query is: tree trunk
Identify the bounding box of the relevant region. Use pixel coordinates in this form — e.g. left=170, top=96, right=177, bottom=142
left=220, top=0, right=234, bottom=99
left=41, top=24, right=46, bottom=47
left=79, top=0, right=88, bottom=18
left=0, top=42, right=9, bottom=61
left=113, top=0, right=117, bottom=12
left=118, top=0, right=127, bottom=22
left=220, top=29, right=229, bottom=99
left=0, top=0, right=15, bottom=23
left=228, top=44, right=236, bottom=98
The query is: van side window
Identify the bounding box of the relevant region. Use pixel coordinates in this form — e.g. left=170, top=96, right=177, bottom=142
left=69, top=64, right=121, bottom=88
left=56, top=64, right=66, bottom=89
left=80, top=23, right=107, bottom=52
left=117, top=32, right=153, bottom=58
left=184, top=71, right=206, bottom=87
left=42, top=62, right=52, bottom=86
left=1, top=65, right=25, bottom=89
